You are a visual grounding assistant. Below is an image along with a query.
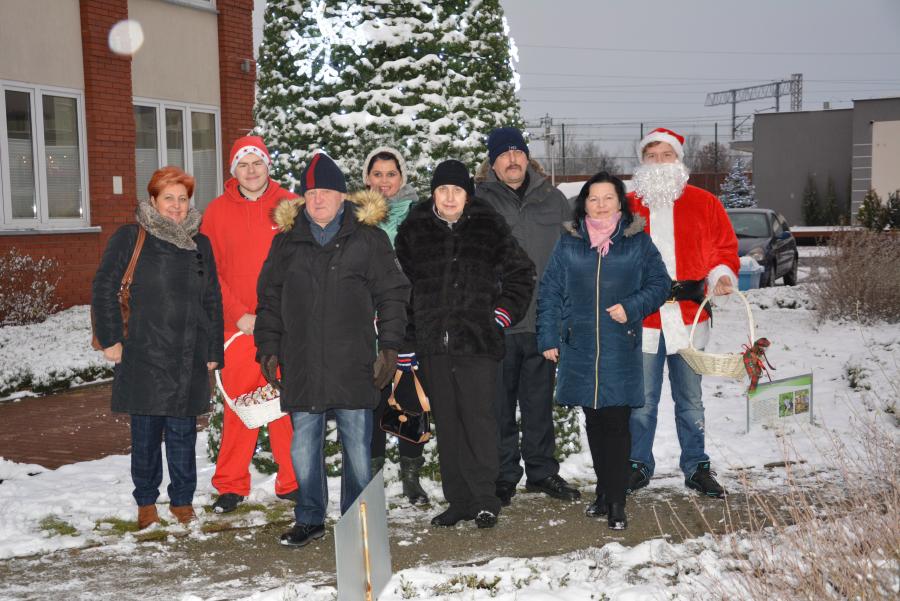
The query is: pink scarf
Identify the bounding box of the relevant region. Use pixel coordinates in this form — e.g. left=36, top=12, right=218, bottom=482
left=585, top=212, right=621, bottom=256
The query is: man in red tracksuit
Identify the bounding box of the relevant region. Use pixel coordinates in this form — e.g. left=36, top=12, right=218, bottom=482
left=201, top=136, right=299, bottom=513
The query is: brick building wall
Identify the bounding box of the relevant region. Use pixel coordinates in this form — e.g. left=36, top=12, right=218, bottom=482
left=1, top=0, right=255, bottom=309
left=217, top=0, right=256, bottom=173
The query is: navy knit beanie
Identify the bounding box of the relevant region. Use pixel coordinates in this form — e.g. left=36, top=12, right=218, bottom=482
left=487, top=127, right=530, bottom=165
left=431, top=160, right=474, bottom=197
left=300, top=152, right=347, bottom=194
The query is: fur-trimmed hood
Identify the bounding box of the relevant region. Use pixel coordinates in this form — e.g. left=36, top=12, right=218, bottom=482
left=564, top=213, right=646, bottom=239
left=272, top=189, right=388, bottom=232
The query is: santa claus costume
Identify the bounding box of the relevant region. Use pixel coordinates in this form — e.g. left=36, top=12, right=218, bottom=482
left=201, top=136, right=299, bottom=508
left=626, top=128, right=739, bottom=498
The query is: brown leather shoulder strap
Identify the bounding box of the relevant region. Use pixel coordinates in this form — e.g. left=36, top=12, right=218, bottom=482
left=120, top=227, right=146, bottom=289
left=387, top=369, right=431, bottom=413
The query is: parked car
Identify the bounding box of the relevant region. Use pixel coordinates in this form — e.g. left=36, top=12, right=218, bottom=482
left=727, top=208, right=798, bottom=287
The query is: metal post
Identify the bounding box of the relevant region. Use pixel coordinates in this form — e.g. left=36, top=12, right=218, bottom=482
left=561, top=122, right=566, bottom=177
left=731, top=90, right=737, bottom=140
left=714, top=122, right=719, bottom=194
left=775, top=82, right=780, bottom=112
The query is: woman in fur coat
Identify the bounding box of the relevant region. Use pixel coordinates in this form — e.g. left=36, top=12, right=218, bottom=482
left=394, top=160, right=535, bottom=529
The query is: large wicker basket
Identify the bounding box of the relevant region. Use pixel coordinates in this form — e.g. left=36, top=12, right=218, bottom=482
left=215, top=332, right=287, bottom=429
left=678, top=290, right=755, bottom=379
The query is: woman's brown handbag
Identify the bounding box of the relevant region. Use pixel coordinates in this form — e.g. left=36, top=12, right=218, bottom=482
left=91, top=227, right=147, bottom=350
left=380, top=369, right=432, bottom=444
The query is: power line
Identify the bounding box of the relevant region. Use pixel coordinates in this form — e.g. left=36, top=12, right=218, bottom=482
left=515, top=44, right=900, bottom=56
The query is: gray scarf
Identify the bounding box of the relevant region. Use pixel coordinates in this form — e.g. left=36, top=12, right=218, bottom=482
left=135, top=201, right=202, bottom=250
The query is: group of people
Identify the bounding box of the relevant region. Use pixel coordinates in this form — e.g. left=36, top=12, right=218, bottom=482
left=91, top=125, right=739, bottom=543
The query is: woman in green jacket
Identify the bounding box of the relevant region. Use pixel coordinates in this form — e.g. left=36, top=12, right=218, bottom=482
left=350, top=146, right=428, bottom=505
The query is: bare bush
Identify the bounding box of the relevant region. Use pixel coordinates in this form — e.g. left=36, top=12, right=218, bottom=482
left=813, top=230, right=900, bottom=323
left=710, top=412, right=899, bottom=601
left=0, top=248, right=60, bottom=326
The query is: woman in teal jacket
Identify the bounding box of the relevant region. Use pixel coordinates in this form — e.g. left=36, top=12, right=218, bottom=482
left=536, top=172, right=670, bottom=530
left=350, top=146, right=428, bottom=505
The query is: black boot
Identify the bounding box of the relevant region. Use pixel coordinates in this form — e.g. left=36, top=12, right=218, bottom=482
left=585, top=492, right=608, bottom=518
left=607, top=502, right=627, bottom=531
left=399, top=456, right=430, bottom=505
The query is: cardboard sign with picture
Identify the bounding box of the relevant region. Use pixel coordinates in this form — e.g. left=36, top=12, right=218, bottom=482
left=746, top=373, right=813, bottom=432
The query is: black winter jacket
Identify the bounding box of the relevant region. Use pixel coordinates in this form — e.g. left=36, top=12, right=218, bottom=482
left=394, top=198, right=536, bottom=360
left=254, top=196, right=410, bottom=413
left=92, top=224, right=225, bottom=417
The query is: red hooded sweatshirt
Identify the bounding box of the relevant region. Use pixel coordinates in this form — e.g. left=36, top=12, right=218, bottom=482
left=200, top=177, right=297, bottom=336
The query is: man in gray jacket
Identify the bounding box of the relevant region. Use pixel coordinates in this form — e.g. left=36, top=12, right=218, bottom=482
left=476, top=127, right=580, bottom=506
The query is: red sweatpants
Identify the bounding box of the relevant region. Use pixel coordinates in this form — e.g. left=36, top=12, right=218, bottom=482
left=211, top=333, right=297, bottom=496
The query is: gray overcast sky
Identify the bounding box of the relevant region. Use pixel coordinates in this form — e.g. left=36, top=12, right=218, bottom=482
left=500, top=0, right=900, bottom=161
left=253, top=1, right=900, bottom=162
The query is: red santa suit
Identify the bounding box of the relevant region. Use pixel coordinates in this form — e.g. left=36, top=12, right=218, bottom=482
left=201, top=138, right=298, bottom=497
left=628, top=184, right=739, bottom=355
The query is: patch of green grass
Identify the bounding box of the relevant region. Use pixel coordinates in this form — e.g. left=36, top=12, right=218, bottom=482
left=95, top=517, right=139, bottom=534
left=39, top=516, right=77, bottom=537
left=265, top=507, right=292, bottom=523
left=229, top=502, right=268, bottom=515
left=135, top=529, right=169, bottom=543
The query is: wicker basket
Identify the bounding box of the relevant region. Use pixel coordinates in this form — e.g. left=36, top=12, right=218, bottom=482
left=215, top=332, right=287, bottom=429
left=678, top=290, right=755, bottom=380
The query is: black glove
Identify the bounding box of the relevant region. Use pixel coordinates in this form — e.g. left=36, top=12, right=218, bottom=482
left=260, top=354, right=282, bottom=392
left=373, top=349, right=398, bottom=390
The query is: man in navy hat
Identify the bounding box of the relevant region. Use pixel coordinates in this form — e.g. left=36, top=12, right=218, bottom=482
left=255, top=151, right=410, bottom=547
left=476, top=127, right=580, bottom=507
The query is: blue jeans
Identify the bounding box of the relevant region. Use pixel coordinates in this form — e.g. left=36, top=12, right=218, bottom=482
left=629, top=334, right=708, bottom=478
left=130, top=415, right=197, bottom=507
left=290, top=409, right=372, bottom=525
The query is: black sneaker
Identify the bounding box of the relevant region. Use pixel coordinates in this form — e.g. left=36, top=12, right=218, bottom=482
left=495, top=482, right=517, bottom=507
left=276, top=489, right=300, bottom=503
left=585, top=493, right=608, bottom=518
left=430, top=507, right=474, bottom=527
left=685, top=462, right=726, bottom=498
left=525, top=474, right=581, bottom=501
left=475, top=510, right=498, bottom=529
left=279, top=523, right=326, bottom=547
left=626, top=462, right=650, bottom=494
left=607, top=502, right=627, bottom=531
left=212, top=493, right=244, bottom=514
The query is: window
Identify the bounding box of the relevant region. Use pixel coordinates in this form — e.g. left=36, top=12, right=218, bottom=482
left=0, top=81, right=89, bottom=228
left=133, top=99, right=221, bottom=211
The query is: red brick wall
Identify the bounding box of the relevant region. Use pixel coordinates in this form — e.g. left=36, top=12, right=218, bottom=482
left=217, top=0, right=256, bottom=172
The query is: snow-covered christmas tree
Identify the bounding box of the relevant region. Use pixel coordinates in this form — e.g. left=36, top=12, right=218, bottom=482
left=719, top=158, right=756, bottom=208
left=255, top=0, right=524, bottom=191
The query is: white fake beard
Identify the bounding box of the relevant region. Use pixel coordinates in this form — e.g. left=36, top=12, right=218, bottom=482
left=632, top=161, right=690, bottom=208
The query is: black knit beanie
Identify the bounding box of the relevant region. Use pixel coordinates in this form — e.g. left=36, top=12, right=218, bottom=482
left=430, top=160, right=474, bottom=197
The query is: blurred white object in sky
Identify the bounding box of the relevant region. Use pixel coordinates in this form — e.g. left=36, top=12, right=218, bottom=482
left=108, top=19, right=145, bottom=56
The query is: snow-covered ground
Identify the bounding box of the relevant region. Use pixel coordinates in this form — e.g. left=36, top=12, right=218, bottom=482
left=1, top=284, right=897, bottom=599
left=0, top=305, right=110, bottom=399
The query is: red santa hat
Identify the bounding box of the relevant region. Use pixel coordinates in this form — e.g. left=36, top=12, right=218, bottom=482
left=228, top=135, right=271, bottom=177
left=637, top=128, right=685, bottom=161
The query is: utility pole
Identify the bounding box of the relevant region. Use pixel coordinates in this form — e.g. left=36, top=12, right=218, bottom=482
left=539, top=113, right=556, bottom=185
left=561, top=123, right=566, bottom=177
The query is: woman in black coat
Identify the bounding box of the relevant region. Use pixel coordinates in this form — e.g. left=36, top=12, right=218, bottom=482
left=394, top=160, right=535, bottom=529
left=92, top=166, right=224, bottom=529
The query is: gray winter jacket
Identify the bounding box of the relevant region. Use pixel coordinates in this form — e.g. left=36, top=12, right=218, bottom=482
left=475, top=161, right=572, bottom=334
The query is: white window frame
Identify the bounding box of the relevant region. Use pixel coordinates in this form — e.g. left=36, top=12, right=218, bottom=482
left=0, top=80, right=91, bottom=230
left=133, top=97, right=222, bottom=208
